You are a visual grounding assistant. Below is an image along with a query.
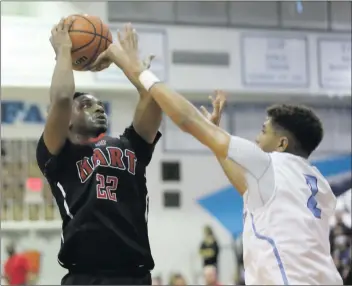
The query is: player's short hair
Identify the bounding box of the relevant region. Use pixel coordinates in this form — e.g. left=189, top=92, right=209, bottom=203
left=73, top=92, right=88, bottom=100
left=267, top=104, right=323, bottom=157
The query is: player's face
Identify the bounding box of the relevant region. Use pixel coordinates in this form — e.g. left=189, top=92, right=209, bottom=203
left=71, top=94, right=108, bottom=137
left=255, top=118, right=286, bottom=153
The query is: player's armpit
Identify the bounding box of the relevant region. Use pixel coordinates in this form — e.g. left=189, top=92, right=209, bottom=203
left=148, top=83, right=231, bottom=158
left=217, top=157, right=247, bottom=195
left=45, top=47, right=75, bottom=155
left=132, top=89, right=162, bottom=144
left=122, top=125, right=162, bottom=166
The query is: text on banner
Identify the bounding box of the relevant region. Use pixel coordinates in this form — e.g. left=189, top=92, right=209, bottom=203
left=241, top=33, right=309, bottom=88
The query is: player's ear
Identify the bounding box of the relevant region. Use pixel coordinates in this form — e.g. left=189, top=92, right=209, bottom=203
left=277, top=136, right=289, bottom=152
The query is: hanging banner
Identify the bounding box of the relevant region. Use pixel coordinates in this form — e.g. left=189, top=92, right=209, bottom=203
left=318, top=38, right=351, bottom=89
left=241, top=33, right=309, bottom=88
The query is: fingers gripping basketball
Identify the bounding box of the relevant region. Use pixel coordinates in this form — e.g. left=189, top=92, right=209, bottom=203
left=64, top=15, right=112, bottom=71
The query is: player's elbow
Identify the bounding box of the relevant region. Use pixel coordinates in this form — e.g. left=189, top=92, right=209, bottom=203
left=184, top=121, right=230, bottom=159
left=211, top=130, right=231, bottom=159
left=176, top=112, right=194, bottom=133
left=179, top=120, right=192, bottom=133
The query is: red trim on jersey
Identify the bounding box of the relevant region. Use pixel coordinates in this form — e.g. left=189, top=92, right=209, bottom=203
left=89, top=133, right=106, bottom=143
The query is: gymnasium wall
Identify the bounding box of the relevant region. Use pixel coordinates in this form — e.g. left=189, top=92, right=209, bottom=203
left=1, top=2, right=351, bottom=285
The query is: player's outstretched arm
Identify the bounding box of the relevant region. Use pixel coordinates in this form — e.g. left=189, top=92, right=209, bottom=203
left=91, top=24, right=271, bottom=181
left=144, top=79, right=272, bottom=188
left=141, top=80, right=231, bottom=157
left=200, top=91, right=247, bottom=195
left=44, top=17, right=75, bottom=155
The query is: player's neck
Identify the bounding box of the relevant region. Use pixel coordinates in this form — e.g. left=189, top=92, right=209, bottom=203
left=284, top=149, right=309, bottom=159
left=88, top=132, right=106, bottom=143
left=68, top=132, right=105, bottom=145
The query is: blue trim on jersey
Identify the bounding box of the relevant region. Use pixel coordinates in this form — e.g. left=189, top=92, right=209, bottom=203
left=250, top=214, right=289, bottom=285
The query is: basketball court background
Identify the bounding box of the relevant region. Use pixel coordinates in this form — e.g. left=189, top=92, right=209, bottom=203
left=1, top=2, right=351, bottom=284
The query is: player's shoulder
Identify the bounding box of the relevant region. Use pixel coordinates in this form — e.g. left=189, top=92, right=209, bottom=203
left=269, top=151, right=311, bottom=168
left=269, top=152, right=326, bottom=179
left=269, top=151, right=300, bottom=161
left=269, top=151, right=317, bottom=182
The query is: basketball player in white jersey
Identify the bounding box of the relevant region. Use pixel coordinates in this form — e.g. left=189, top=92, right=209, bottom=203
left=91, top=23, right=343, bottom=285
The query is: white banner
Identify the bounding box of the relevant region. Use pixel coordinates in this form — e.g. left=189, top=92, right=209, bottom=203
left=241, top=33, right=308, bottom=88
left=1, top=16, right=350, bottom=96
left=318, top=39, right=351, bottom=89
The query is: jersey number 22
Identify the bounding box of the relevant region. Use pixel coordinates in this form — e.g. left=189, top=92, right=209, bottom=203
left=96, top=173, right=149, bottom=223
left=304, top=174, right=321, bottom=219
left=96, top=174, right=118, bottom=202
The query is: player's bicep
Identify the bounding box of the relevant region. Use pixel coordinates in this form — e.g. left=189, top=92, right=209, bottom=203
left=184, top=118, right=250, bottom=191
left=43, top=97, right=72, bottom=155
left=132, top=91, right=162, bottom=144
left=184, top=116, right=231, bottom=158
left=217, top=157, right=247, bottom=195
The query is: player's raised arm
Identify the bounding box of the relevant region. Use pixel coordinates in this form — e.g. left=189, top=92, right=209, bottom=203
left=91, top=26, right=161, bottom=144
left=117, top=25, right=161, bottom=143
left=44, top=17, right=75, bottom=155
left=131, top=58, right=162, bottom=144
left=200, top=91, right=247, bottom=195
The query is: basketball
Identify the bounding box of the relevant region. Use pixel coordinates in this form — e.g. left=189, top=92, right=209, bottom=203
left=64, top=15, right=113, bottom=71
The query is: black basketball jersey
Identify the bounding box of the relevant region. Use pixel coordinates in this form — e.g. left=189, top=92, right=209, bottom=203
left=36, top=125, right=161, bottom=274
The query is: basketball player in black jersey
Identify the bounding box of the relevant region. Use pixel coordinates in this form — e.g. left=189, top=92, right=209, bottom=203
left=36, top=18, right=161, bottom=285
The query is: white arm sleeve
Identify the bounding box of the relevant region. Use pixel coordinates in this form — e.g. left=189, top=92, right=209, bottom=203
left=226, top=136, right=275, bottom=208
left=226, top=136, right=271, bottom=179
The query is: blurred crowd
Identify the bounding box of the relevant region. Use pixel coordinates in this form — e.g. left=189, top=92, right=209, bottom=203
left=330, top=207, right=352, bottom=284
left=1, top=141, right=57, bottom=221
left=151, top=225, right=221, bottom=286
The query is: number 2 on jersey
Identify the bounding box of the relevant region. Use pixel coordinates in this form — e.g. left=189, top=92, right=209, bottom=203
left=304, top=174, right=321, bottom=219
left=96, top=174, right=118, bottom=202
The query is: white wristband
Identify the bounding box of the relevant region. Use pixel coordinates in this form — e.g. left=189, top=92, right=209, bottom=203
left=139, top=70, right=160, bottom=91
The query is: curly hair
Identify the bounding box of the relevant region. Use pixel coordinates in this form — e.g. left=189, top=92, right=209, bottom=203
left=73, top=91, right=88, bottom=99
left=267, top=104, right=323, bottom=157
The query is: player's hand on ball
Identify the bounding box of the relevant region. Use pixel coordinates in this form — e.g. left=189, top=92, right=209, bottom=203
left=91, top=23, right=154, bottom=88
left=50, top=17, right=74, bottom=56
left=91, top=23, right=145, bottom=71
left=90, top=51, right=154, bottom=72
left=200, top=90, right=227, bottom=126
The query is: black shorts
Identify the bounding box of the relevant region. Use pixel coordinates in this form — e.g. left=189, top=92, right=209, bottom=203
left=61, top=271, right=152, bottom=285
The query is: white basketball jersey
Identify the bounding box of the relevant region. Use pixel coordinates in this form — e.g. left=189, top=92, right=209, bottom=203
left=242, top=152, right=343, bottom=285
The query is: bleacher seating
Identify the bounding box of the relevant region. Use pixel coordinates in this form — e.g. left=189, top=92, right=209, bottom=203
left=1, top=139, right=58, bottom=221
